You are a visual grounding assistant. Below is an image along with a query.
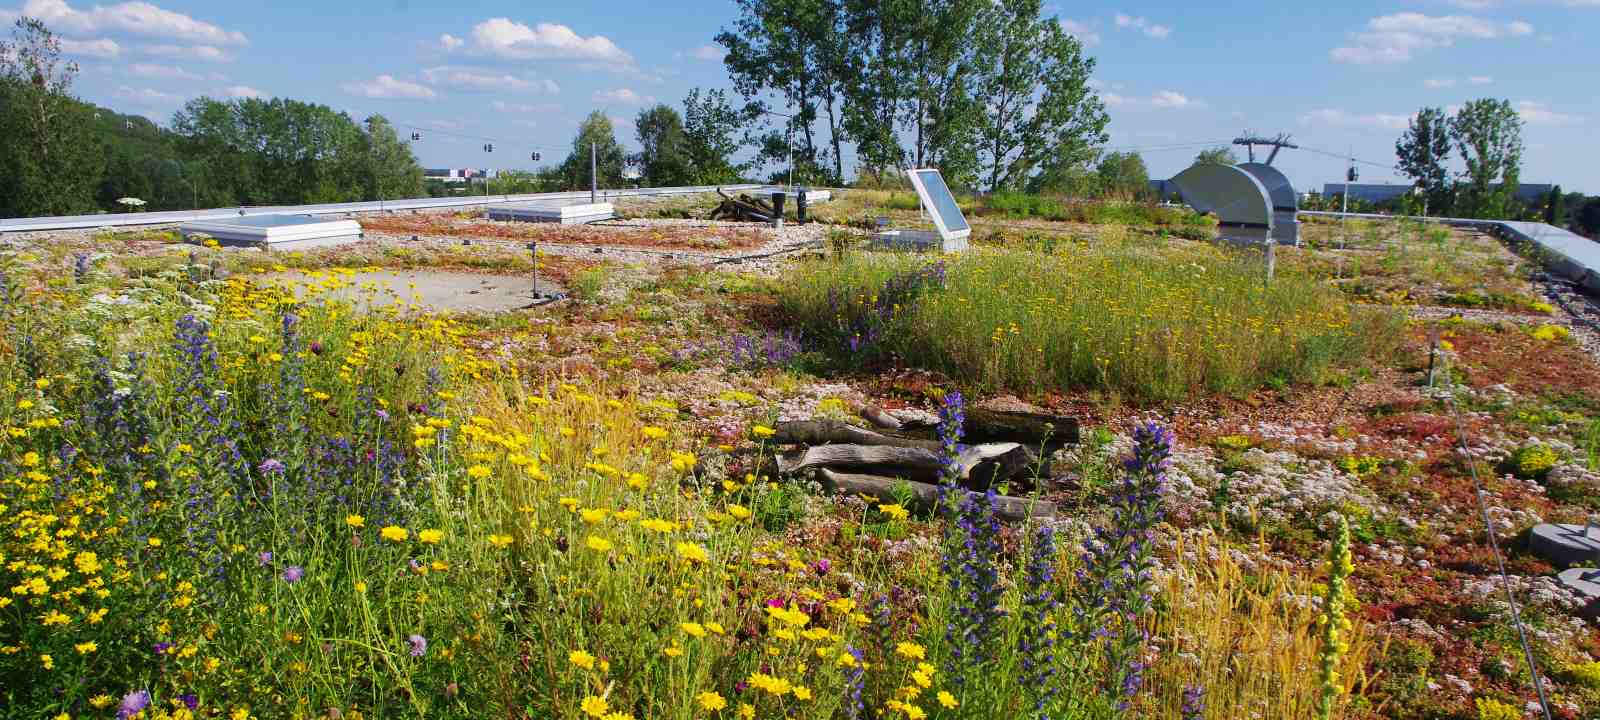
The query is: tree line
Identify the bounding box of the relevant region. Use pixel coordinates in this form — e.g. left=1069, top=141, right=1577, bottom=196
left=0, top=18, right=426, bottom=218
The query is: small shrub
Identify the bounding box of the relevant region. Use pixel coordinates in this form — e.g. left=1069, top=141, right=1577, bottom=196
left=1531, top=324, right=1570, bottom=342
left=1509, top=444, right=1559, bottom=479
left=1566, top=660, right=1600, bottom=689
left=1337, top=455, right=1384, bottom=478
left=1213, top=434, right=1254, bottom=453
left=1474, top=696, right=1522, bottom=720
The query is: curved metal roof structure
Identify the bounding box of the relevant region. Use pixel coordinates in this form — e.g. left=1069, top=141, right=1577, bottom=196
left=1238, top=163, right=1296, bottom=212
left=1170, top=163, right=1273, bottom=229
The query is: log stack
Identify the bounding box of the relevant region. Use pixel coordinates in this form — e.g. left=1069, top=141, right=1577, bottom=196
left=768, top=403, right=1077, bottom=522
left=709, top=189, right=781, bottom=223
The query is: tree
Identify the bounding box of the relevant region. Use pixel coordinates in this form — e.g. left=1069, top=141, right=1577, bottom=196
left=1095, top=151, right=1150, bottom=200
left=717, top=0, right=846, bottom=186
left=1194, top=146, right=1237, bottom=166
left=1576, top=197, right=1600, bottom=239
left=0, top=17, right=104, bottom=217
left=1545, top=185, right=1564, bottom=226
left=633, top=104, right=693, bottom=187
left=559, top=111, right=625, bottom=191
left=1449, top=98, right=1523, bottom=220
left=1395, top=107, right=1453, bottom=215
left=974, top=0, right=1106, bottom=192
left=682, top=87, right=746, bottom=184
left=362, top=115, right=425, bottom=201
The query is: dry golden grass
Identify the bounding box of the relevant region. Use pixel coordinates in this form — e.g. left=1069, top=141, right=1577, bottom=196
left=1145, top=532, right=1381, bottom=719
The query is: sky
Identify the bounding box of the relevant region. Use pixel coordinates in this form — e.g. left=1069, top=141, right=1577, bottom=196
left=3, top=0, right=1596, bottom=194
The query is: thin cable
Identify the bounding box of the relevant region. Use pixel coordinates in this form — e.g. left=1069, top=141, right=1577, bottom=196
left=396, top=122, right=562, bottom=153
left=1440, top=353, right=1554, bottom=720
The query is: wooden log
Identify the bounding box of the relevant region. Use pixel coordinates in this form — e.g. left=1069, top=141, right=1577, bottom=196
left=860, top=405, right=903, bottom=430
left=775, top=441, right=1042, bottom=488
left=772, top=420, right=938, bottom=450
left=778, top=444, right=944, bottom=482
left=817, top=469, right=1056, bottom=522
left=964, top=407, right=1080, bottom=445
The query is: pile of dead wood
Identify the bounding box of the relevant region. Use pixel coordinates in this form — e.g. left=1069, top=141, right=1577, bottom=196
left=769, top=404, right=1077, bottom=522
left=709, top=188, right=782, bottom=223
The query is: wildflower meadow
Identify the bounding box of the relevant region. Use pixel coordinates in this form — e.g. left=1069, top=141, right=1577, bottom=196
left=0, top=251, right=1373, bottom=719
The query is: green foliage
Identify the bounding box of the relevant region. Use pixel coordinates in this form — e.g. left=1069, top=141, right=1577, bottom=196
left=1395, top=107, right=1454, bottom=216
left=681, top=87, right=748, bottom=184
left=1316, top=515, right=1355, bottom=720
left=1337, top=455, right=1383, bottom=478
left=633, top=104, right=694, bottom=187
left=1567, top=660, right=1600, bottom=690
left=1094, top=151, right=1151, bottom=200
left=1546, top=185, right=1564, bottom=226
left=1508, top=443, right=1559, bottom=479
left=1376, top=638, right=1435, bottom=711
left=559, top=111, right=627, bottom=191
left=1213, top=435, right=1254, bottom=453
left=0, top=17, right=105, bottom=217
left=1474, top=697, right=1522, bottom=720
left=1450, top=99, right=1524, bottom=220
left=1194, top=146, right=1238, bottom=166
left=1577, top=197, right=1600, bottom=239
left=776, top=243, right=1399, bottom=401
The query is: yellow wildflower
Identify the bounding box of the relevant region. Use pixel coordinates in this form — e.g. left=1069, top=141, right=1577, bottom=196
left=380, top=526, right=409, bottom=543
left=417, top=529, right=443, bottom=544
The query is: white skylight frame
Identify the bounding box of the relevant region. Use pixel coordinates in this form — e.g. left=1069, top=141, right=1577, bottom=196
left=906, top=168, right=971, bottom=242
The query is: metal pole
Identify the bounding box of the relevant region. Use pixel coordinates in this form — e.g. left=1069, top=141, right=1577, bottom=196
left=1341, top=150, right=1350, bottom=250
left=590, top=141, right=598, bottom=204
left=786, top=122, right=794, bottom=192
left=1264, top=239, right=1276, bottom=285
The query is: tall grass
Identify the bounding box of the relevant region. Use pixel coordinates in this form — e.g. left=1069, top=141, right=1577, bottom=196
left=777, top=242, right=1400, bottom=401
left=1145, top=533, right=1379, bottom=719
left=979, top=192, right=1214, bottom=238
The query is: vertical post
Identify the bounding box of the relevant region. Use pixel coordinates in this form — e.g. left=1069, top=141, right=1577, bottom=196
left=590, top=141, right=598, bottom=204
left=528, top=241, right=538, bottom=298
left=1264, top=239, right=1276, bottom=285
left=786, top=121, right=794, bottom=192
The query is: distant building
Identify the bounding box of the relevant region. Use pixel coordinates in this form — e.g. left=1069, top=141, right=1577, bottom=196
left=424, top=168, right=497, bottom=184
left=1323, top=182, right=1553, bottom=204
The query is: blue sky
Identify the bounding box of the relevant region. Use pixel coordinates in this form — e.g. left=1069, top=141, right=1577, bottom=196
left=4, top=0, right=1596, bottom=193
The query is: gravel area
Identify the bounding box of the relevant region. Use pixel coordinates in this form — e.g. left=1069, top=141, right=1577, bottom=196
left=1407, top=301, right=1600, bottom=363
left=364, top=217, right=830, bottom=274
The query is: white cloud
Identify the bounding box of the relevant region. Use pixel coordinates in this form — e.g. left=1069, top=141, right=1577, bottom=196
left=1445, top=0, right=1499, bottom=8
left=419, top=65, right=556, bottom=93
left=467, top=18, right=632, bottom=64
left=1113, top=13, right=1171, bottom=39
left=1516, top=100, right=1580, bottom=126
left=1331, top=13, right=1533, bottom=64
left=1469, top=75, right=1493, bottom=85
left=1102, top=89, right=1196, bottom=109
left=492, top=100, right=560, bottom=114
left=438, top=33, right=464, bottom=51
left=18, top=0, right=246, bottom=45
left=684, top=44, right=724, bottom=61
left=1299, top=108, right=1412, bottom=130
left=592, top=87, right=653, bottom=105
left=58, top=36, right=119, bottom=57
left=1424, top=77, right=1455, bottom=88
left=340, top=74, right=436, bottom=100
left=127, top=61, right=198, bottom=80
left=223, top=84, right=263, bottom=99
left=113, top=84, right=181, bottom=105
left=1059, top=19, right=1100, bottom=48
left=1149, top=90, right=1191, bottom=108
left=142, top=43, right=232, bottom=63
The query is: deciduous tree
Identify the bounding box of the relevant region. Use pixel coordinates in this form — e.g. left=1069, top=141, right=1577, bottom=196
left=633, top=104, right=693, bottom=187
left=1395, top=107, right=1453, bottom=215
left=0, top=17, right=103, bottom=217
left=559, top=111, right=626, bottom=191
left=1449, top=98, right=1523, bottom=219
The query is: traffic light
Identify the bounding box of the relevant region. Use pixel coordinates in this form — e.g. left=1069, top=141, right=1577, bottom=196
left=410, top=132, right=421, bottom=141
left=531, top=151, right=541, bottom=162
left=1347, top=166, right=1359, bottom=182
left=483, top=143, right=494, bottom=153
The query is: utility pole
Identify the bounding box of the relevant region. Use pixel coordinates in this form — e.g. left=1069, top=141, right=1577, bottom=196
left=1341, top=147, right=1355, bottom=249
left=590, top=141, right=597, bottom=203
left=1232, top=131, right=1298, bottom=166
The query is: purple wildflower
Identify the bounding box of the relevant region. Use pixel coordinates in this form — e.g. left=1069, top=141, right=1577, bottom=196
left=1019, top=525, right=1061, bottom=715
left=1181, top=684, right=1206, bottom=720
left=179, top=693, right=199, bottom=711
left=1072, top=421, right=1174, bottom=712
left=257, top=551, right=272, bottom=566
left=843, top=645, right=866, bottom=720
left=152, top=642, right=173, bottom=656
left=259, top=458, right=286, bottom=475
left=117, top=690, right=151, bottom=719
left=282, top=565, right=304, bottom=583
left=408, top=634, right=427, bottom=657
